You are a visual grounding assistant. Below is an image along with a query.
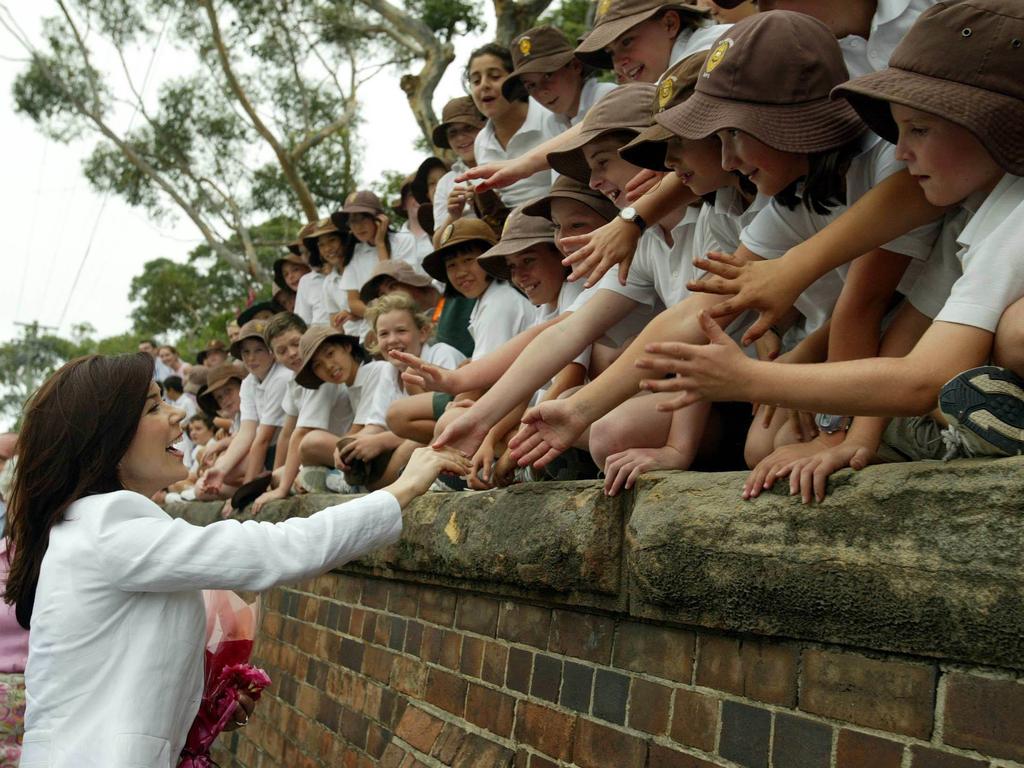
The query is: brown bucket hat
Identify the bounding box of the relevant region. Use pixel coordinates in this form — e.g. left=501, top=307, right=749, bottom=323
left=196, top=361, right=248, bottom=415
left=656, top=11, right=866, bottom=153
left=411, top=156, right=450, bottom=204
left=547, top=83, right=659, bottom=183
left=477, top=205, right=557, bottom=281
left=522, top=174, right=620, bottom=223
left=421, top=218, right=499, bottom=285
left=832, top=0, right=1024, bottom=176
left=287, top=220, right=318, bottom=256
left=183, top=365, right=208, bottom=396
left=295, top=325, right=364, bottom=389
left=359, top=260, right=436, bottom=304
left=502, top=26, right=578, bottom=101
left=229, top=319, right=271, bottom=359
left=341, top=190, right=385, bottom=216
left=303, top=216, right=344, bottom=268
left=273, top=252, right=311, bottom=290
left=432, top=97, right=486, bottom=149
left=574, top=0, right=708, bottom=70
left=195, top=338, right=228, bottom=365
left=619, top=51, right=707, bottom=170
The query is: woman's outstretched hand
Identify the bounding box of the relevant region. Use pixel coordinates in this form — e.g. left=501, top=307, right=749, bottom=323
left=386, top=447, right=472, bottom=507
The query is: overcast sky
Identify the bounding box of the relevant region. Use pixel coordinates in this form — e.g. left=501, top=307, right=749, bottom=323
left=0, top=1, right=488, bottom=345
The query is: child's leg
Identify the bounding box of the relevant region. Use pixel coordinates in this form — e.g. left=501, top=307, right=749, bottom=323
left=744, top=406, right=816, bottom=468
left=589, top=393, right=675, bottom=469
left=992, top=296, right=1024, bottom=377
left=368, top=438, right=421, bottom=491
left=388, top=393, right=441, bottom=443
left=299, top=429, right=340, bottom=466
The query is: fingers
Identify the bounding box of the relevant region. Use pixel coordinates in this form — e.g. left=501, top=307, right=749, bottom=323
left=559, top=233, right=592, bottom=251
left=638, top=375, right=689, bottom=394
left=509, top=431, right=544, bottom=462
left=655, top=391, right=700, bottom=412
left=705, top=250, right=746, bottom=267
left=761, top=404, right=777, bottom=429
left=694, top=257, right=741, bottom=280
left=530, top=446, right=564, bottom=470
left=515, top=439, right=556, bottom=468
left=849, top=446, right=872, bottom=471
left=686, top=275, right=734, bottom=297
left=616, top=255, right=634, bottom=287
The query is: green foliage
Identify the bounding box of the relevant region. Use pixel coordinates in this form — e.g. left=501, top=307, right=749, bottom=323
left=539, top=0, right=593, bottom=44
left=407, top=0, right=485, bottom=41
left=0, top=323, right=80, bottom=430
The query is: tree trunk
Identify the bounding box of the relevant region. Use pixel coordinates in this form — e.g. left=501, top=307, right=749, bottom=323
left=492, top=0, right=556, bottom=45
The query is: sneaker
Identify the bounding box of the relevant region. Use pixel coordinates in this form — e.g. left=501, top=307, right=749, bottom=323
left=164, top=492, right=183, bottom=504
left=429, top=478, right=457, bottom=492
left=938, top=366, right=1024, bottom=457
left=180, top=488, right=196, bottom=501
left=298, top=465, right=329, bottom=493
left=325, top=469, right=363, bottom=495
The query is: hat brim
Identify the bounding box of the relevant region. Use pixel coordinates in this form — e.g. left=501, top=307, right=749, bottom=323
left=618, top=123, right=674, bottom=170
left=421, top=238, right=494, bottom=287
left=575, top=5, right=706, bottom=69
left=296, top=331, right=361, bottom=389
left=522, top=188, right=619, bottom=223
left=548, top=126, right=642, bottom=184
left=432, top=117, right=485, bottom=149
left=656, top=90, right=866, bottom=154
left=502, top=51, right=578, bottom=100
left=833, top=68, right=1024, bottom=177
left=477, top=236, right=557, bottom=280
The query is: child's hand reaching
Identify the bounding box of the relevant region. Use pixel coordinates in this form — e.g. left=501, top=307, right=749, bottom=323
left=386, top=447, right=473, bottom=507
left=393, top=351, right=460, bottom=394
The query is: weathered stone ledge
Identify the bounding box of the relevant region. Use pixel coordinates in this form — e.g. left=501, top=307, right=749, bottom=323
left=168, top=456, right=1024, bottom=670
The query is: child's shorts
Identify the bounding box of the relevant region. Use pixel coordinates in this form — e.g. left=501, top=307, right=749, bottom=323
left=432, top=393, right=454, bottom=421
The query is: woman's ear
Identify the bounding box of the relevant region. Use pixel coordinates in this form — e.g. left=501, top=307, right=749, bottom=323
left=661, top=10, right=682, bottom=38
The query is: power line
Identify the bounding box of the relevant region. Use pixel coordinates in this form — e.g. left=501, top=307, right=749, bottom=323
left=55, top=10, right=172, bottom=331
left=13, top=143, right=47, bottom=323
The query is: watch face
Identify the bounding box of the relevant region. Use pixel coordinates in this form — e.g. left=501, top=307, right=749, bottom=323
left=620, top=206, right=637, bottom=220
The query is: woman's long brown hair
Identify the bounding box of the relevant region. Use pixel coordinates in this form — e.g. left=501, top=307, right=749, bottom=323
left=3, top=353, right=153, bottom=629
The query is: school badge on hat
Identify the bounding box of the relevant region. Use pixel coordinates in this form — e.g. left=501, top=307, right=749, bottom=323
left=440, top=223, right=455, bottom=244
left=519, top=36, right=532, bottom=56
left=596, top=0, right=612, bottom=18
left=657, top=77, right=676, bottom=110
left=704, top=39, right=733, bottom=77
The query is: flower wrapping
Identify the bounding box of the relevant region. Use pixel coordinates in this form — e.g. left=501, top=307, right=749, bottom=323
left=179, top=591, right=270, bottom=768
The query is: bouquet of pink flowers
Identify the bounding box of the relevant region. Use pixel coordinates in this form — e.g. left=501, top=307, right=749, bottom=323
left=179, top=591, right=271, bottom=768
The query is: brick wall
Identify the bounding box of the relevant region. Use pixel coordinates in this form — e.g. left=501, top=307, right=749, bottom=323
left=169, top=459, right=1024, bottom=768
left=213, top=573, right=1024, bottom=768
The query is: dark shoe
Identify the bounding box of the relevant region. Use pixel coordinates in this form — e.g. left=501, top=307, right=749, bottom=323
left=938, top=365, right=1024, bottom=457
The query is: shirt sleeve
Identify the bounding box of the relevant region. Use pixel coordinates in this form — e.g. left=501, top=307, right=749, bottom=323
left=281, top=382, right=299, bottom=419
left=425, top=343, right=466, bottom=371
left=353, top=361, right=395, bottom=428
left=238, top=375, right=258, bottom=424
left=256, top=368, right=289, bottom=428
left=91, top=490, right=402, bottom=592
left=470, top=287, right=533, bottom=360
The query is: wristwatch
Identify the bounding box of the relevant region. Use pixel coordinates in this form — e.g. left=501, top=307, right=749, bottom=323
left=618, top=206, right=647, bottom=234
left=815, top=413, right=852, bottom=434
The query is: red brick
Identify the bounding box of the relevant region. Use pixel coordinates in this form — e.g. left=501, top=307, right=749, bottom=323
left=388, top=582, right=420, bottom=616
left=628, top=678, right=672, bottom=735
left=451, top=732, right=515, bottom=767
left=669, top=688, right=718, bottom=752
left=612, top=621, right=695, bottom=683
left=943, top=672, right=1024, bottom=762
left=425, top=667, right=468, bottom=716
left=514, top=701, right=576, bottom=761
left=456, top=593, right=502, bottom=636
left=432, top=722, right=469, bottom=764
left=418, top=586, right=458, bottom=626
left=361, top=578, right=390, bottom=609
left=466, top=683, right=516, bottom=737
left=336, top=574, right=363, bottom=603
left=460, top=635, right=485, bottom=677
left=909, top=746, right=988, bottom=768
left=529, top=755, right=558, bottom=768
left=800, top=649, right=935, bottom=738
left=573, top=718, right=647, bottom=768
left=696, top=634, right=798, bottom=706
left=349, top=607, right=367, bottom=638
left=498, top=601, right=552, bottom=648
left=391, top=655, right=428, bottom=698
left=363, top=645, right=396, bottom=683
left=647, top=744, right=720, bottom=768
left=836, top=729, right=904, bottom=768
left=395, top=705, right=444, bottom=755
left=549, top=609, right=615, bottom=664
left=482, top=641, right=510, bottom=686
left=295, top=682, right=320, bottom=717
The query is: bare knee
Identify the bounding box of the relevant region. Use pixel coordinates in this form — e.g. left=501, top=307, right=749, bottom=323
left=589, top=416, right=625, bottom=468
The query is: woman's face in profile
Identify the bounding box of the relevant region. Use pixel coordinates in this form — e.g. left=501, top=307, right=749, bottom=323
left=118, top=383, right=189, bottom=497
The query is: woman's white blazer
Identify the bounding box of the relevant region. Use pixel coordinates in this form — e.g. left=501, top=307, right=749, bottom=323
left=19, top=488, right=401, bottom=768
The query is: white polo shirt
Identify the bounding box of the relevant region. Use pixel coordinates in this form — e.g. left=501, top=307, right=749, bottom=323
left=295, top=271, right=328, bottom=326
left=238, top=362, right=291, bottom=435
left=281, top=378, right=355, bottom=436
left=931, top=174, right=1024, bottom=332
left=362, top=342, right=467, bottom=428
left=540, top=78, right=617, bottom=135
left=474, top=99, right=558, bottom=207
left=907, top=206, right=974, bottom=321
left=740, top=134, right=939, bottom=334
left=839, top=0, right=937, bottom=78
left=322, top=269, right=349, bottom=318
left=469, top=280, right=536, bottom=360
left=536, top=280, right=591, bottom=371
left=347, top=360, right=395, bottom=429
left=696, top=186, right=769, bottom=260
left=340, top=233, right=420, bottom=340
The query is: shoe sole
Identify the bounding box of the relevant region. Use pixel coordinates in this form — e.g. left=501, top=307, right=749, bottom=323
left=939, top=366, right=1024, bottom=456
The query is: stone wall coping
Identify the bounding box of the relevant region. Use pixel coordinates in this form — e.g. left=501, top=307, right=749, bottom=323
left=168, top=456, right=1024, bottom=670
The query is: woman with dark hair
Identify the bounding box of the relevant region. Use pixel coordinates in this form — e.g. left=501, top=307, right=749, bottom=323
left=4, top=353, right=469, bottom=767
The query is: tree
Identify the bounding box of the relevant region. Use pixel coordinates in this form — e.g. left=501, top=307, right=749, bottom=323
left=6, top=0, right=374, bottom=280
left=0, top=322, right=79, bottom=429
left=351, top=0, right=557, bottom=148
